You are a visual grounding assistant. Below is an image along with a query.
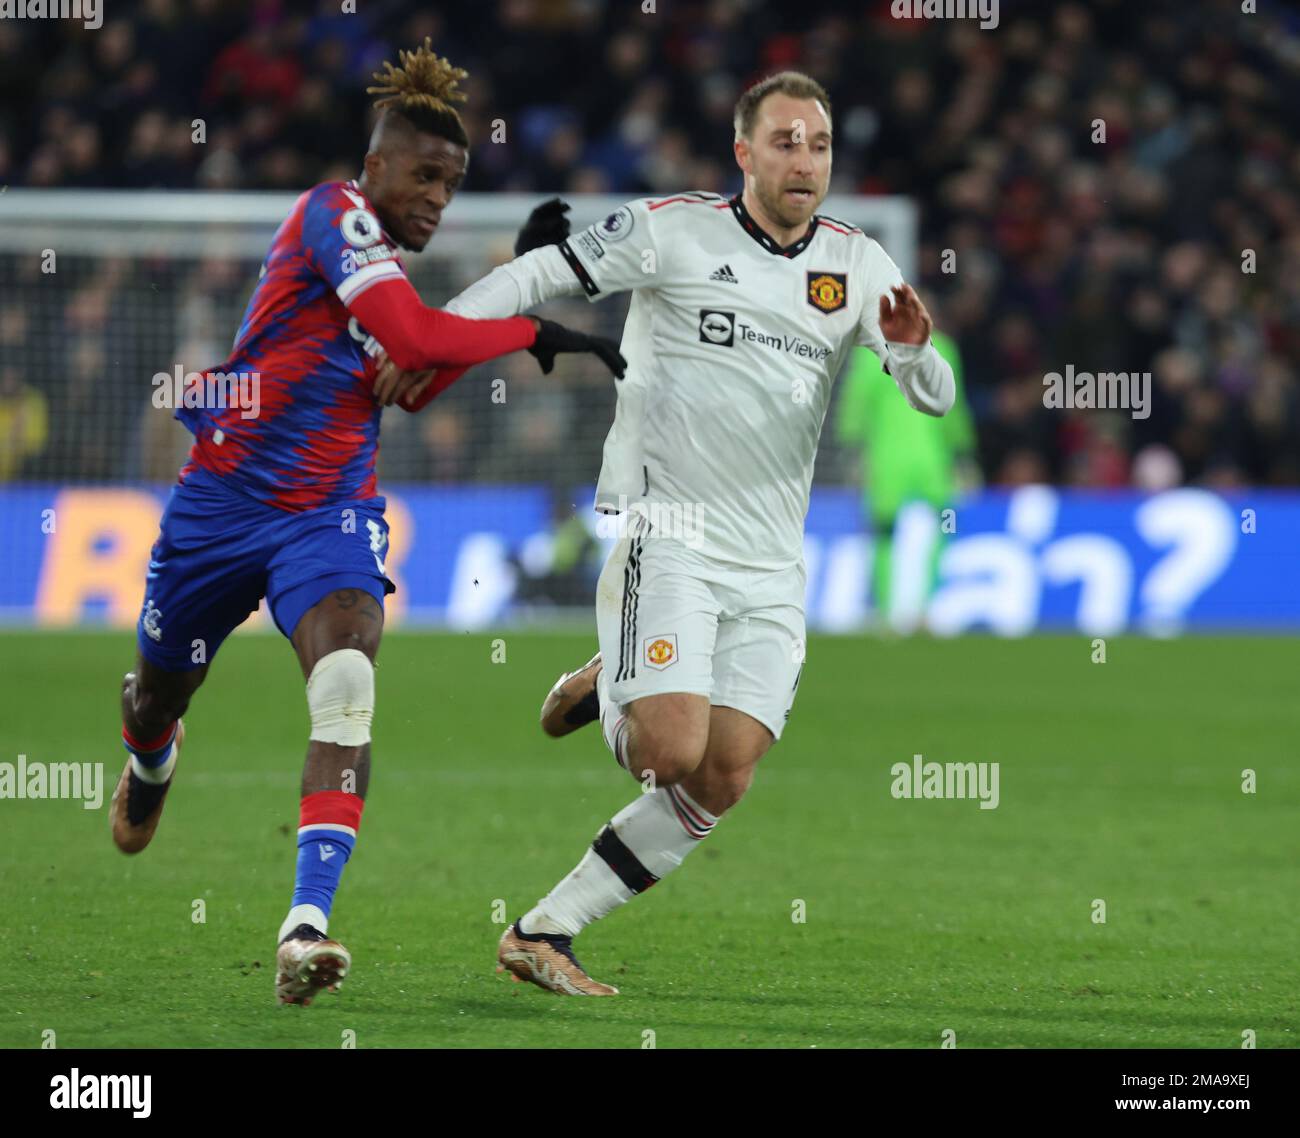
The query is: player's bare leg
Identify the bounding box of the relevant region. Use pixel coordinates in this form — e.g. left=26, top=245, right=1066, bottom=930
left=111, top=657, right=207, bottom=854
left=501, top=696, right=771, bottom=995
left=611, top=692, right=711, bottom=784
left=676, top=706, right=771, bottom=813
left=539, top=651, right=711, bottom=781
left=290, top=588, right=380, bottom=805
left=274, top=587, right=383, bottom=1006
left=538, top=652, right=715, bottom=780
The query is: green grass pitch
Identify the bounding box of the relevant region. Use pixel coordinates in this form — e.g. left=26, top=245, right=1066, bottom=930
left=0, top=630, right=1295, bottom=1049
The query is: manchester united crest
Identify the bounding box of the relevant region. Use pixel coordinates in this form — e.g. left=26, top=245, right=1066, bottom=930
left=644, top=634, right=678, bottom=671
left=807, top=272, right=847, bottom=313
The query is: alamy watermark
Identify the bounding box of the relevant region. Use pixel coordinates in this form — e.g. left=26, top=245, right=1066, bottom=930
left=0, top=1, right=101, bottom=30
left=891, top=753, right=1000, bottom=810
left=890, top=0, right=999, bottom=31
left=595, top=496, right=706, bottom=549
left=1, top=754, right=103, bottom=809
left=49, top=1069, right=151, bottom=1118
left=152, top=367, right=261, bottom=420
left=1043, top=365, right=1151, bottom=420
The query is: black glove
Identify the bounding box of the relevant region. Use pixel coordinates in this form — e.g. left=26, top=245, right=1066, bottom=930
left=514, top=197, right=572, bottom=256
left=529, top=318, right=627, bottom=379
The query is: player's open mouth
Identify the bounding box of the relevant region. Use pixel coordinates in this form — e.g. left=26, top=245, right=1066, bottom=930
left=785, top=189, right=815, bottom=204
left=410, top=216, right=438, bottom=238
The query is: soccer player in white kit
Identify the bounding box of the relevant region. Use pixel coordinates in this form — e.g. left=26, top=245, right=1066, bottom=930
left=383, top=71, right=955, bottom=995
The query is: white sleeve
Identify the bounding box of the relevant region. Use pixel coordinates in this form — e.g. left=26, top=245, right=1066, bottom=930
left=883, top=340, right=955, bottom=417
left=555, top=199, right=663, bottom=300
left=853, top=240, right=906, bottom=357
left=445, top=199, right=661, bottom=317
left=443, top=244, right=584, bottom=318
left=853, top=240, right=954, bottom=417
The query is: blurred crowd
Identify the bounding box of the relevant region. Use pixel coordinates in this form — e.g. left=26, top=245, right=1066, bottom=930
left=3, top=0, right=1298, bottom=488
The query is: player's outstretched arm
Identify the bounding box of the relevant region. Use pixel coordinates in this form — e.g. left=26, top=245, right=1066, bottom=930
left=442, top=242, right=589, bottom=320
left=350, top=272, right=622, bottom=406
left=348, top=276, right=539, bottom=373
left=381, top=197, right=667, bottom=406
left=446, top=197, right=662, bottom=320
left=440, top=196, right=587, bottom=321
left=373, top=315, right=626, bottom=409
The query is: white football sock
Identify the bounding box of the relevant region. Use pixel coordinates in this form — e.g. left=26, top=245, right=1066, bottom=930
left=130, top=737, right=178, bottom=785
left=519, top=853, right=630, bottom=936
left=278, top=903, right=328, bottom=943
left=520, top=784, right=718, bottom=938
left=597, top=667, right=632, bottom=772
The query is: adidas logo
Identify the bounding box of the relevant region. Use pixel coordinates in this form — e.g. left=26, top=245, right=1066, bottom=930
left=709, top=264, right=739, bottom=283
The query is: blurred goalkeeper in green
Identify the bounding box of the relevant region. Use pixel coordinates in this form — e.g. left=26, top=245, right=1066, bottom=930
left=836, top=317, right=976, bottom=632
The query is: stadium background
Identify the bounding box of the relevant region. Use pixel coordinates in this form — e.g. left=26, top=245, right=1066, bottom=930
left=1, top=0, right=1298, bottom=1056
left=2, top=0, right=1298, bottom=632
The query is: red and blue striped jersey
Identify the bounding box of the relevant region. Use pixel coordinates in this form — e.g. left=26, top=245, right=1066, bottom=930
left=178, top=180, right=404, bottom=511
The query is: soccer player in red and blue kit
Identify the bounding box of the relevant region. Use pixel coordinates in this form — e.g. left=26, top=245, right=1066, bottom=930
left=108, top=42, right=622, bottom=1006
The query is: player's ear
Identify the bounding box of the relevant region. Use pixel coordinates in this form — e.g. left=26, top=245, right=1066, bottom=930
left=363, top=150, right=385, bottom=183
left=733, top=136, right=750, bottom=173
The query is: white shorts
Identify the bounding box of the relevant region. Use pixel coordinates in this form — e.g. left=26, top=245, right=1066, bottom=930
left=595, top=521, right=807, bottom=740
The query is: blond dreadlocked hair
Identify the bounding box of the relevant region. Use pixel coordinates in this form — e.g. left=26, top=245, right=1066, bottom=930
left=367, top=38, right=470, bottom=148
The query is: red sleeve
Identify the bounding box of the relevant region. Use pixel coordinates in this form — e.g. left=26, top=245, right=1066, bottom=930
left=397, top=366, right=470, bottom=413
left=348, top=276, right=536, bottom=372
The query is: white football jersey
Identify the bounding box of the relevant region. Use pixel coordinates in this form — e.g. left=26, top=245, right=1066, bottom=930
left=558, top=192, right=908, bottom=570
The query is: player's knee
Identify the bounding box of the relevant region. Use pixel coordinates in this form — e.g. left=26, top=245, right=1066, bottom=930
left=328, top=628, right=377, bottom=659
left=306, top=648, right=374, bottom=747
left=124, top=670, right=194, bottom=725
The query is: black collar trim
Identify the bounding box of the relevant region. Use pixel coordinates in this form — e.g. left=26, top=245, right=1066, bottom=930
left=729, top=193, right=819, bottom=259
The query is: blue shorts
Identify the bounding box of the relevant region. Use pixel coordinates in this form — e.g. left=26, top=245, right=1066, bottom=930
left=136, top=467, right=395, bottom=672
